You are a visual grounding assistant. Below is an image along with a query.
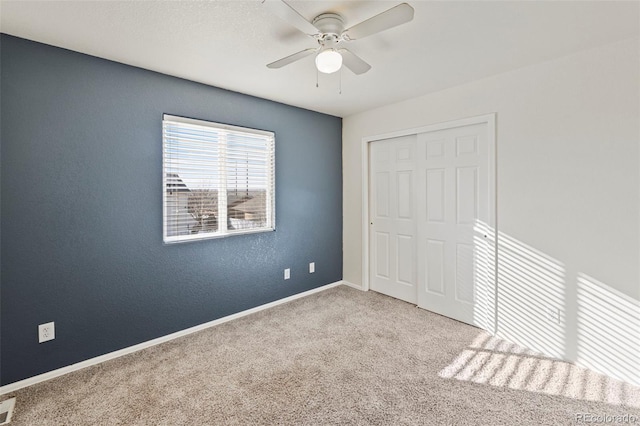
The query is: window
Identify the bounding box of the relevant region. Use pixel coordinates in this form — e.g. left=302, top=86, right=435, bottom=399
left=163, top=114, right=275, bottom=243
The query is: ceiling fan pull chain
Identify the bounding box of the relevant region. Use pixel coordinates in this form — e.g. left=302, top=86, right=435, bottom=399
left=339, top=67, right=342, bottom=95
left=316, top=67, right=319, bottom=88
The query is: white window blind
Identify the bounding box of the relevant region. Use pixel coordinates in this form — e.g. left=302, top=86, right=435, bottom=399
left=163, top=114, right=275, bottom=243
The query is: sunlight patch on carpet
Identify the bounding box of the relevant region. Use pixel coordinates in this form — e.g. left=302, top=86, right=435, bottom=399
left=439, top=333, right=640, bottom=408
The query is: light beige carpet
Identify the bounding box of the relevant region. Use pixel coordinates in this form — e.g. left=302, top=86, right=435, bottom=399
left=6, top=285, right=640, bottom=425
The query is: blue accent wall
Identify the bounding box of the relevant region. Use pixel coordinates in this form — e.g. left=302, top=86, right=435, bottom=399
left=0, top=34, right=342, bottom=386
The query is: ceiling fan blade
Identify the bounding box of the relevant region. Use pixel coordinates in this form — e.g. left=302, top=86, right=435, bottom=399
left=267, top=48, right=318, bottom=69
left=263, top=0, right=319, bottom=35
left=342, top=3, right=414, bottom=40
left=339, top=49, right=372, bottom=75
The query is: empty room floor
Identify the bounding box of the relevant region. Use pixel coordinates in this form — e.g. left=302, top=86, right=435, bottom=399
left=7, top=286, right=640, bottom=425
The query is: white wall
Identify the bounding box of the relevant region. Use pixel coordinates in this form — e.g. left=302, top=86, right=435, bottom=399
left=343, top=37, right=640, bottom=386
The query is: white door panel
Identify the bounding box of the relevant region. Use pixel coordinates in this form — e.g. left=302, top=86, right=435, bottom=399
left=417, top=123, right=491, bottom=327
left=368, top=120, right=494, bottom=329
left=369, top=136, right=417, bottom=304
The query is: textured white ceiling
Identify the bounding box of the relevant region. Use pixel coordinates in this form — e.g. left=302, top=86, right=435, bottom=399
left=1, top=1, right=638, bottom=117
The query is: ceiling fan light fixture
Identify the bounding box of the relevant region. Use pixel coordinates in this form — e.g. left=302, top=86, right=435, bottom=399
left=315, top=49, right=342, bottom=74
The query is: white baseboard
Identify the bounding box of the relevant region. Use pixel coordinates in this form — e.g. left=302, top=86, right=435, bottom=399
left=341, top=280, right=365, bottom=291
left=0, top=280, right=346, bottom=395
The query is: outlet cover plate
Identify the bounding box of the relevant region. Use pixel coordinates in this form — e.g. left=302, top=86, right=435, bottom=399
left=546, top=308, right=560, bottom=324
left=309, top=262, right=315, bottom=273
left=284, top=268, right=290, bottom=280
left=39, top=322, right=55, bottom=343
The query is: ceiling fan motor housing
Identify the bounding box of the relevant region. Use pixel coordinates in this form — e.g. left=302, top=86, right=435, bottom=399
left=312, top=13, right=345, bottom=37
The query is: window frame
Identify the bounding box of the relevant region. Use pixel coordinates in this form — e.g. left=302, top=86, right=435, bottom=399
left=162, top=114, right=276, bottom=244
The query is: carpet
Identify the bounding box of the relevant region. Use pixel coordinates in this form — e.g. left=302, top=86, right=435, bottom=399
left=6, top=285, right=640, bottom=425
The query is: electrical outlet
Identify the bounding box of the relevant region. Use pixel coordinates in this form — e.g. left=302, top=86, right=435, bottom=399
left=284, top=268, right=290, bottom=280
left=39, top=322, right=55, bottom=343
left=546, top=308, right=560, bottom=325
left=0, top=397, right=16, bottom=425
left=309, top=262, right=315, bottom=273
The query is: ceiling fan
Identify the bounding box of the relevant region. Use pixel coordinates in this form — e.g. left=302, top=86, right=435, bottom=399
left=264, top=1, right=414, bottom=75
